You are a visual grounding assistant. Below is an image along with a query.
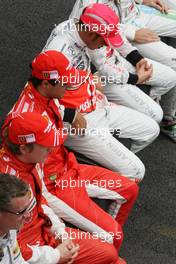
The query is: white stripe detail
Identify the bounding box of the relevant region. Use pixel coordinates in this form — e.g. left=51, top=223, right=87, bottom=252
left=54, top=132, right=57, bottom=147
left=5, top=165, right=9, bottom=174
left=22, top=102, right=29, bottom=113
left=42, top=187, right=114, bottom=244
left=86, top=184, right=126, bottom=218
left=86, top=13, right=108, bottom=27
left=86, top=184, right=126, bottom=201
left=13, top=94, right=26, bottom=116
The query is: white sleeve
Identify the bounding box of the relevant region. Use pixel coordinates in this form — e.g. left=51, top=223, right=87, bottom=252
left=88, top=46, right=129, bottom=84
left=69, top=0, right=98, bottom=20
left=41, top=204, right=67, bottom=239
left=69, top=0, right=84, bottom=19
left=117, top=29, right=138, bottom=57
left=53, top=99, right=65, bottom=119
left=27, top=245, right=60, bottom=264
left=120, top=23, right=138, bottom=41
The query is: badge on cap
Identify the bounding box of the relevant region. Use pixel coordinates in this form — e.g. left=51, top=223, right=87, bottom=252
left=18, top=134, right=36, bottom=144
left=42, top=70, right=59, bottom=80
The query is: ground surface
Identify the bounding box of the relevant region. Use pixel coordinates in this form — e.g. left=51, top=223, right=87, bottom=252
left=0, top=1, right=176, bottom=263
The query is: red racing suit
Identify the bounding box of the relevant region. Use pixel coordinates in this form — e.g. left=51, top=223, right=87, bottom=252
left=0, top=147, right=64, bottom=264
left=0, top=147, right=124, bottom=264
left=2, top=82, right=139, bottom=253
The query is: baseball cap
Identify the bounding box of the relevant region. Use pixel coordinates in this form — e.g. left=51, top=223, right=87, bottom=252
left=80, top=3, right=124, bottom=48
left=8, top=112, right=60, bottom=147
left=31, top=50, right=89, bottom=87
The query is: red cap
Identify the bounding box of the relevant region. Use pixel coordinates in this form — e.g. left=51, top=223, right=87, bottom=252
left=8, top=112, right=60, bottom=147
left=31, top=50, right=89, bottom=87
left=80, top=3, right=124, bottom=48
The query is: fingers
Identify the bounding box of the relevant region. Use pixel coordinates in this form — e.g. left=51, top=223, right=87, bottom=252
left=153, top=1, right=168, bottom=13
left=153, top=3, right=163, bottom=11
left=69, top=251, right=79, bottom=263
left=64, top=238, right=74, bottom=247
left=147, top=31, right=160, bottom=41
left=145, top=35, right=160, bottom=43
left=70, top=244, right=79, bottom=254
left=66, top=243, right=74, bottom=251
left=67, top=245, right=79, bottom=264
left=134, top=28, right=160, bottom=43
left=136, top=59, right=152, bottom=71
left=144, top=68, right=153, bottom=82
left=163, top=5, right=169, bottom=13
left=136, top=58, right=147, bottom=70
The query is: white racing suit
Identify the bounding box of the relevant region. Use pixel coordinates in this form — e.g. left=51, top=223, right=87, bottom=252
left=88, top=45, right=176, bottom=120
left=70, top=0, right=176, bottom=120
left=70, top=0, right=176, bottom=69
left=162, top=0, right=176, bottom=49
left=42, top=19, right=160, bottom=180
left=163, top=0, right=176, bottom=10
left=0, top=230, right=28, bottom=264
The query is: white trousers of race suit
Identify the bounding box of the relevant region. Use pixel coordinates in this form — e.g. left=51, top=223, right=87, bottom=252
left=132, top=9, right=176, bottom=70
left=130, top=8, right=176, bottom=119
left=64, top=95, right=160, bottom=182
left=163, top=0, right=176, bottom=10
left=65, top=7, right=176, bottom=182
left=105, top=56, right=176, bottom=120
left=161, top=1, right=176, bottom=48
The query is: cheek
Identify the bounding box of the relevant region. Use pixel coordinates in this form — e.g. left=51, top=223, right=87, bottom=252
left=59, top=87, right=66, bottom=98
left=39, top=149, right=50, bottom=159
left=30, top=149, right=47, bottom=163
left=7, top=216, right=18, bottom=227
left=53, top=87, right=66, bottom=98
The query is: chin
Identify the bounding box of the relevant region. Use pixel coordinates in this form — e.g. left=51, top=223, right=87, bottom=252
left=17, top=222, right=25, bottom=230
left=34, top=158, right=45, bottom=163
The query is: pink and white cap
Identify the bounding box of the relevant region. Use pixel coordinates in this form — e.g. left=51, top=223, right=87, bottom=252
left=80, top=3, right=124, bottom=48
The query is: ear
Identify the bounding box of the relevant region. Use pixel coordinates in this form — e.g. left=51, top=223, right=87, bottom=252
left=41, top=80, right=50, bottom=89
left=38, top=80, right=52, bottom=97
left=19, top=144, right=30, bottom=155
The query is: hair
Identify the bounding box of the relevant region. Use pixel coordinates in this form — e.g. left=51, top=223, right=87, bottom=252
left=28, top=75, right=43, bottom=88
left=3, top=127, right=34, bottom=155
left=0, top=173, right=29, bottom=211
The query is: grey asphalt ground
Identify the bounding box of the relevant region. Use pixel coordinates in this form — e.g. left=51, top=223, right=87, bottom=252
left=0, top=1, right=176, bottom=263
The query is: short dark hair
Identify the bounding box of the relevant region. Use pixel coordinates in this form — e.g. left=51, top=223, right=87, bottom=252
left=0, top=173, right=29, bottom=211
left=28, top=75, right=43, bottom=88
left=3, top=127, right=34, bottom=155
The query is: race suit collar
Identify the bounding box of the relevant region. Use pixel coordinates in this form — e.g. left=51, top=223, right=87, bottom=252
left=1, top=146, right=34, bottom=174
left=28, top=82, right=51, bottom=107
